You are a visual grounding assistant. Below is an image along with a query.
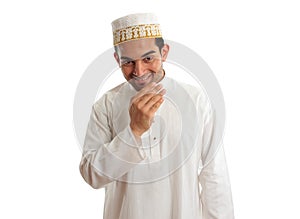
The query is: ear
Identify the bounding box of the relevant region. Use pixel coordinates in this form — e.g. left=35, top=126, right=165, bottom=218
left=114, top=52, right=120, bottom=66
left=161, top=44, right=170, bottom=62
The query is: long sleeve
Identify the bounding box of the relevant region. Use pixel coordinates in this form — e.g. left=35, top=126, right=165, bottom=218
left=79, top=97, right=146, bottom=189
left=194, top=82, right=234, bottom=218
left=199, top=145, right=234, bottom=219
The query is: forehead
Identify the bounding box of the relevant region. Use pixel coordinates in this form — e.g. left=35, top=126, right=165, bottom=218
left=116, top=38, right=158, bottom=58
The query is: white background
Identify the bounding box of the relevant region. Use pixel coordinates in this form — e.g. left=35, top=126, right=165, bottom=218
left=1, top=0, right=299, bottom=218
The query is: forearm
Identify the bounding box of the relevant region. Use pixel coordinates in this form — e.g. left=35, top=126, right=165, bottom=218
left=80, top=125, right=146, bottom=189
left=79, top=96, right=149, bottom=188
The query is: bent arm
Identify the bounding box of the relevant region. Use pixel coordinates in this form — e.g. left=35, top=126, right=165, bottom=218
left=79, top=102, right=145, bottom=189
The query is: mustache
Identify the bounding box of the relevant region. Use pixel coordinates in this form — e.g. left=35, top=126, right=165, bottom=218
left=131, top=68, right=163, bottom=79
left=131, top=72, right=154, bottom=80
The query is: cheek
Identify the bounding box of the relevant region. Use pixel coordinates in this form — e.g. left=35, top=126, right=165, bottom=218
left=150, top=61, right=162, bottom=71
left=122, top=71, right=131, bottom=80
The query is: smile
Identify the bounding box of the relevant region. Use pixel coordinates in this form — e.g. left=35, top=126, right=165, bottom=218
left=132, top=73, right=153, bottom=82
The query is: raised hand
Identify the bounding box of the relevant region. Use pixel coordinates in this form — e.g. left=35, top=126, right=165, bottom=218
left=129, top=82, right=166, bottom=137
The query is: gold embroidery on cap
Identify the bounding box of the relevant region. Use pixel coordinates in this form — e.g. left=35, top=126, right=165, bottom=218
left=113, top=24, right=162, bottom=45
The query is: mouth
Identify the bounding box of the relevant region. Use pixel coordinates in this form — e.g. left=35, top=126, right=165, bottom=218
left=132, top=73, right=153, bottom=83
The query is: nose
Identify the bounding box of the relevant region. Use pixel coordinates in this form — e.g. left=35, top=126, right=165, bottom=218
left=133, top=60, right=145, bottom=76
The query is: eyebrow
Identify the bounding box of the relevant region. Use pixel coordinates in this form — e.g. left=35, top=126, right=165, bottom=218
left=120, top=50, right=157, bottom=60
left=141, top=50, right=156, bottom=57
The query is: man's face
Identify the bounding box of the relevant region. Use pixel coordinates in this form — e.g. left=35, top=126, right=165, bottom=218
left=114, top=38, right=169, bottom=91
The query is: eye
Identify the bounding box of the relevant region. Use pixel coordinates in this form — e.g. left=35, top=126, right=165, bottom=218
left=143, top=56, right=154, bottom=63
left=122, top=60, right=135, bottom=67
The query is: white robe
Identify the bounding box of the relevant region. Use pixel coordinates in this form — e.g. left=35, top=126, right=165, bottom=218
left=80, top=77, right=234, bottom=219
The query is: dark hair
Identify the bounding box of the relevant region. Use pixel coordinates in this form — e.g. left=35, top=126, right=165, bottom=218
left=114, top=37, right=165, bottom=55
left=155, top=37, right=165, bottom=53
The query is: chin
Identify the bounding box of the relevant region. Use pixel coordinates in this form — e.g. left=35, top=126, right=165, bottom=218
left=130, top=74, right=154, bottom=91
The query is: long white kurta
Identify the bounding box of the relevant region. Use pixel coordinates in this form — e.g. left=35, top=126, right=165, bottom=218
left=80, top=77, right=234, bottom=219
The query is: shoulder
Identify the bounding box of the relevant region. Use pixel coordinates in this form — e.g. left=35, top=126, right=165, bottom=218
left=93, top=82, right=128, bottom=113
left=163, top=77, right=211, bottom=110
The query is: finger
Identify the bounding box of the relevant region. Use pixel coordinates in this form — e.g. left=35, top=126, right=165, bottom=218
left=137, top=83, right=163, bottom=97
left=149, top=98, right=164, bottom=114
left=137, top=84, right=164, bottom=101
left=131, top=82, right=157, bottom=102
left=157, top=88, right=166, bottom=96
left=131, top=83, right=165, bottom=105
left=151, top=84, right=164, bottom=94
left=139, top=82, right=157, bottom=94
left=130, top=93, right=154, bottom=110
left=144, top=94, right=164, bottom=111
left=137, top=93, right=157, bottom=107
left=136, top=86, right=165, bottom=107
left=129, top=104, right=136, bottom=114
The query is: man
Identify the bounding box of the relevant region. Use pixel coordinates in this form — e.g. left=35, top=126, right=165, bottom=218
left=80, top=13, right=234, bottom=219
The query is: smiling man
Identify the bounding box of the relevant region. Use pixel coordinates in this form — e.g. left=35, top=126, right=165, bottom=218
left=79, top=13, right=234, bottom=219
left=114, top=38, right=168, bottom=90
left=114, top=37, right=169, bottom=136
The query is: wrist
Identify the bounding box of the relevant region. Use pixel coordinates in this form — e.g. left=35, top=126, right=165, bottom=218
left=130, top=123, right=144, bottom=137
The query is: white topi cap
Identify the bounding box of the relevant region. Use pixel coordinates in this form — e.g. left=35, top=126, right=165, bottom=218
left=111, top=13, right=162, bottom=46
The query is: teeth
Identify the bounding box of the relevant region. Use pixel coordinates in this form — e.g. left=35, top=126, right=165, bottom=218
left=134, top=74, right=151, bottom=81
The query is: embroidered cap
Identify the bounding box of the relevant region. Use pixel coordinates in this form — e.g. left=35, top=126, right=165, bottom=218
left=111, top=13, right=162, bottom=46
